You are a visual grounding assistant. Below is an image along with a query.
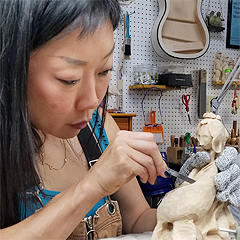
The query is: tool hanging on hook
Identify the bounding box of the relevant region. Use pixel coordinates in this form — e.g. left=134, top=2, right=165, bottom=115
left=124, top=11, right=131, bottom=56
left=231, top=83, right=239, bottom=114
left=182, top=94, right=191, bottom=124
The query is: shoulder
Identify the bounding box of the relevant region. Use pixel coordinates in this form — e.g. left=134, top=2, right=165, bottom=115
left=104, top=111, right=120, bottom=142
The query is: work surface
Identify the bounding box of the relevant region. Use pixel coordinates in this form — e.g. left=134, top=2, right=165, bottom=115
left=102, top=231, right=238, bottom=240
left=102, top=232, right=152, bottom=240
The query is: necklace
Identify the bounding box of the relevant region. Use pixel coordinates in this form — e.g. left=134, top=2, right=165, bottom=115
left=66, top=139, right=84, bottom=160
left=41, top=139, right=67, bottom=171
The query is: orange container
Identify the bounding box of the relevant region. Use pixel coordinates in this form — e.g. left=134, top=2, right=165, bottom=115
left=143, top=111, right=164, bottom=143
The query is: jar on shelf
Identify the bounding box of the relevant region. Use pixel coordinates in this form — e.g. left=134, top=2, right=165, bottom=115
left=133, top=65, right=159, bottom=85
left=223, top=68, right=231, bottom=81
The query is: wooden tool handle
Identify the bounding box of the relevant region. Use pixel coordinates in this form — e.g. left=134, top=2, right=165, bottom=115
left=170, top=135, right=175, bottom=147
left=150, top=111, right=156, bottom=124
left=233, top=121, right=237, bottom=136
left=179, top=135, right=184, bottom=147
left=231, top=129, right=236, bottom=138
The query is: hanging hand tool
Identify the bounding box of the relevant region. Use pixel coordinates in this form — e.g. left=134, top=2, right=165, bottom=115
left=124, top=11, right=131, bottom=56
left=182, top=94, right=191, bottom=124
left=231, top=83, right=239, bottom=114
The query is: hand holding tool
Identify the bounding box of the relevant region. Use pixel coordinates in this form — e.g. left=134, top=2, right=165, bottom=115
left=166, top=167, right=195, bottom=184
left=182, top=94, right=191, bottom=124
left=174, top=151, right=210, bottom=187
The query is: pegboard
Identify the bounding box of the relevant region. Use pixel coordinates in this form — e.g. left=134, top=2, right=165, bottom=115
left=110, top=0, right=240, bottom=151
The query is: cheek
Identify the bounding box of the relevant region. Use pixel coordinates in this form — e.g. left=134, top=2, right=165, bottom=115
left=199, top=135, right=212, bottom=149
left=28, top=76, right=69, bottom=117
left=97, top=79, right=111, bottom=99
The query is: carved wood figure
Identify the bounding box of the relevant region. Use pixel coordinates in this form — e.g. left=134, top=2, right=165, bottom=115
left=228, top=58, right=235, bottom=72
left=222, top=55, right=229, bottom=81
left=213, top=51, right=222, bottom=82
left=151, top=113, right=238, bottom=240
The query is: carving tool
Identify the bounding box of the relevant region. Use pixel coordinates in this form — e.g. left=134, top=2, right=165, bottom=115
left=167, top=167, right=195, bottom=184
left=219, top=227, right=240, bottom=240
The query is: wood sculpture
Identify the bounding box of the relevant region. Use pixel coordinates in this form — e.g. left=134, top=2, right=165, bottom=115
left=222, top=55, right=230, bottom=81
left=151, top=113, right=238, bottom=240
left=213, top=51, right=222, bottom=82
left=151, top=0, right=209, bottom=61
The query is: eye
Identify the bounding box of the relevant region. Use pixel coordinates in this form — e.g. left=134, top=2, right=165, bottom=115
left=58, top=79, right=79, bottom=86
left=99, top=68, right=113, bottom=76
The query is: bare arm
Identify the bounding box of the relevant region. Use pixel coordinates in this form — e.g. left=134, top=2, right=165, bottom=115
left=112, top=178, right=157, bottom=234
left=1, top=112, right=165, bottom=239
left=105, top=113, right=158, bottom=234
left=0, top=177, right=104, bottom=239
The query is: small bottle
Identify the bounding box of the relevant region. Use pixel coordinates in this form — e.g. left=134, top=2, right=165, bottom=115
left=224, top=69, right=231, bottom=81
left=181, top=132, right=191, bottom=164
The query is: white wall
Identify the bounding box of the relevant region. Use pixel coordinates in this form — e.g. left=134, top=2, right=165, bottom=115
left=111, top=0, right=240, bottom=151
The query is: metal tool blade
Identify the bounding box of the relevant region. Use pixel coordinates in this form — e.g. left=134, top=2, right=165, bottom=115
left=219, top=228, right=237, bottom=234
left=168, top=168, right=195, bottom=184
left=187, top=113, right=191, bottom=124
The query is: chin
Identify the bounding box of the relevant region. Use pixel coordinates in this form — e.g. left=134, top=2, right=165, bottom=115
left=64, top=130, right=81, bottom=139
left=49, top=129, right=81, bottom=140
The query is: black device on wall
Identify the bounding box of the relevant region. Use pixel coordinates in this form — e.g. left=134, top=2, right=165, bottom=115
left=226, top=0, right=240, bottom=49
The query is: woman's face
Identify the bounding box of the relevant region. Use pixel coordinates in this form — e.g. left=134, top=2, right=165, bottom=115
left=197, top=124, right=212, bottom=150
left=28, top=22, right=114, bottom=139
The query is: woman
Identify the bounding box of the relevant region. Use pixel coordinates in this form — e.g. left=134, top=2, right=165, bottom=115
left=0, top=0, right=168, bottom=239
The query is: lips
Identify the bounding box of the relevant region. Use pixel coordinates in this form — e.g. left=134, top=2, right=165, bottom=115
left=70, top=121, right=88, bottom=129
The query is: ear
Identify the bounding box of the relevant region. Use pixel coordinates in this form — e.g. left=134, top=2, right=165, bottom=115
left=211, top=135, right=225, bottom=153
left=209, top=121, right=229, bottom=154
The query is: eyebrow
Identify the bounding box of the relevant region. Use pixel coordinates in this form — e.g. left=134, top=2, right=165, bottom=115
left=57, top=44, right=115, bottom=66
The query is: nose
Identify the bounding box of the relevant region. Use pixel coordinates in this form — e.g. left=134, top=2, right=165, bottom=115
left=75, top=76, right=99, bottom=111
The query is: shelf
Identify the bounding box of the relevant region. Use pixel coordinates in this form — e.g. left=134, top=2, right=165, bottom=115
left=110, top=113, right=136, bottom=117
left=212, top=81, right=240, bottom=85
left=129, top=84, right=181, bottom=90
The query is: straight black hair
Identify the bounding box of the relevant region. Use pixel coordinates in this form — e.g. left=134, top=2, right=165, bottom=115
left=0, top=0, right=120, bottom=228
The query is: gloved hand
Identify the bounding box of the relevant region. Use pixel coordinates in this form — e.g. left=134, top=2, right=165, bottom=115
left=175, top=151, right=210, bottom=187
left=215, top=147, right=240, bottom=207
left=175, top=147, right=240, bottom=207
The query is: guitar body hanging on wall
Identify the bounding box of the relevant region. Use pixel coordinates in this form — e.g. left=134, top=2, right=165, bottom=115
left=151, top=0, right=210, bottom=61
